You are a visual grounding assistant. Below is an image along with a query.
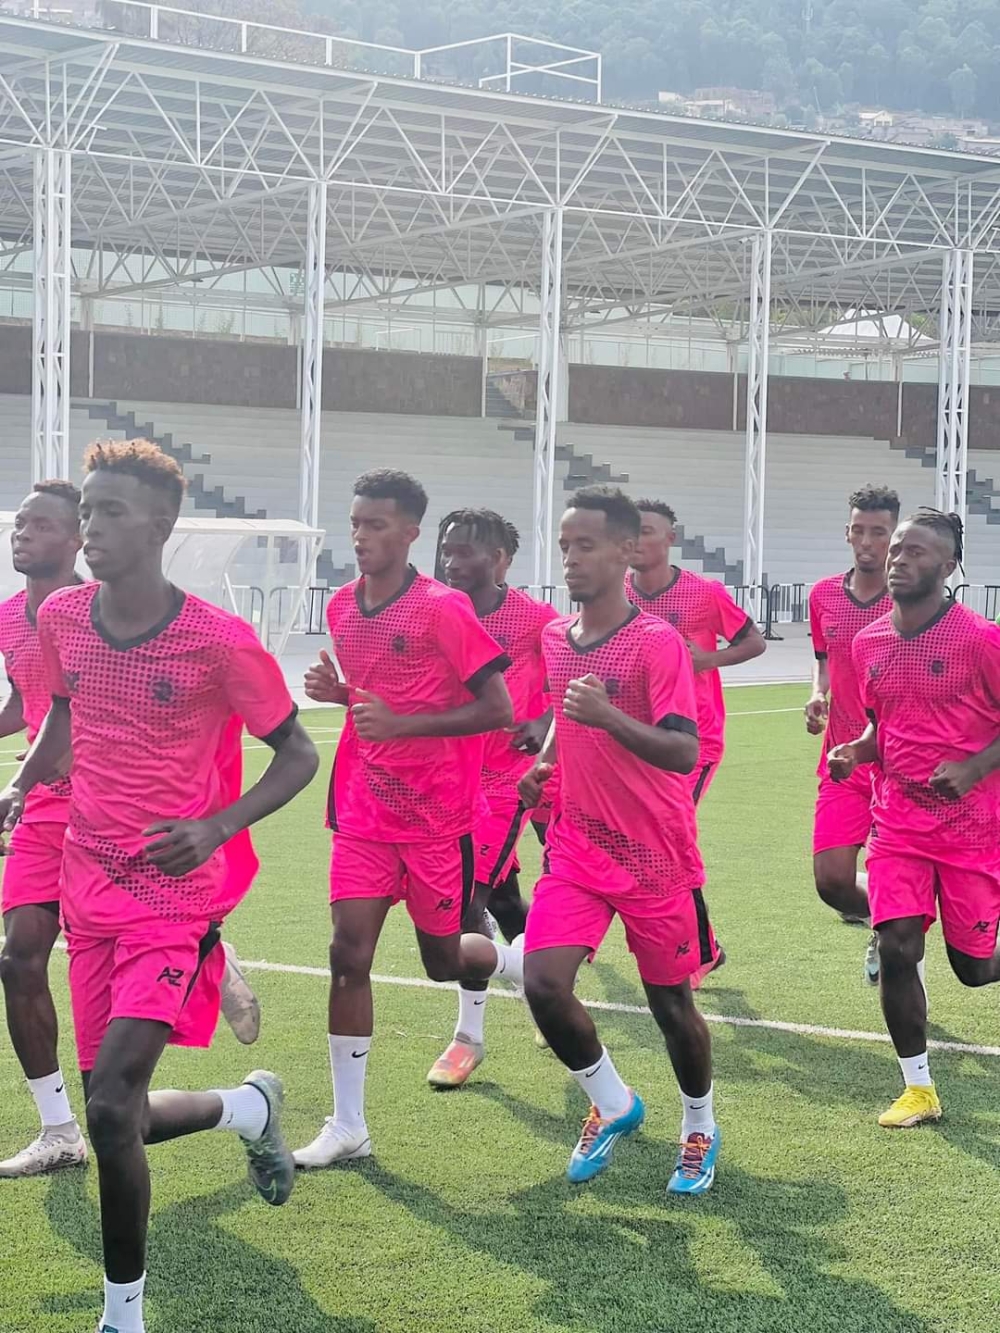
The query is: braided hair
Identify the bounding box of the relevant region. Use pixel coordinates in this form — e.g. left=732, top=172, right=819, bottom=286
left=907, top=507, right=964, bottom=567
left=434, top=508, right=510, bottom=581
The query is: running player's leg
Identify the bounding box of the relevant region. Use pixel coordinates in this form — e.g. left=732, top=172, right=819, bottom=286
left=813, top=772, right=873, bottom=921
left=866, top=850, right=940, bottom=1127
left=0, top=820, right=85, bottom=1177
left=522, top=871, right=643, bottom=1182
left=488, top=870, right=530, bottom=942
left=623, top=884, right=720, bottom=1193
left=686, top=764, right=726, bottom=990
left=429, top=807, right=529, bottom=1087
left=294, top=833, right=397, bottom=1168
left=937, top=863, right=1000, bottom=988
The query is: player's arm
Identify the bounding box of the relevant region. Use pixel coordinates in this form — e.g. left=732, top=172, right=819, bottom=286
left=351, top=670, right=512, bottom=742
left=827, top=717, right=879, bottom=781
left=508, top=705, right=554, bottom=755
left=144, top=712, right=319, bottom=876
left=805, top=655, right=830, bottom=734
left=0, top=680, right=25, bottom=739
left=929, top=736, right=1000, bottom=800
left=0, top=696, right=71, bottom=841
left=518, top=719, right=557, bottom=806
left=688, top=621, right=766, bottom=672
left=564, top=673, right=698, bottom=774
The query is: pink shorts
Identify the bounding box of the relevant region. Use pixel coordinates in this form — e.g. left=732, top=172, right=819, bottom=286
left=475, top=797, right=530, bottom=888
left=867, top=847, right=1000, bottom=958
left=64, top=915, right=225, bottom=1072
left=1, top=820, right=65, bottom=914
left=524, top=847, right=717, bottom=987
left=330, top=831, right=475, bottom=937
left=813, top=768, right=875, bottom=856
left=689, top=762, right=717, bottom=806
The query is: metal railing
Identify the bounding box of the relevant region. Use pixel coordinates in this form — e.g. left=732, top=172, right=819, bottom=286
left=953, top=583, right=1000, bottom=619
left=40, top=3, right=601, bottom=100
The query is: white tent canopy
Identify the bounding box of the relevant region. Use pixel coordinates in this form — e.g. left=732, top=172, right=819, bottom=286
left=0, top=516, right=324, bottom=658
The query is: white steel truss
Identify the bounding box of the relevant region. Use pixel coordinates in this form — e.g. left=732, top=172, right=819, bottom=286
left=299, top=180, right=326, bottom=533
left=532, top=207, right=564, bottom=588
left=31, top=147, right=71, bottom=483
left=935, top=249, right=974, bottom=545
left=743, top=231, right=772, bottom=597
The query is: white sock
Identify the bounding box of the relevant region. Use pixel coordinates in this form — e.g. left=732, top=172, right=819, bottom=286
left=456, top=987, right=488, bottom=1044
left=898, top=1052, right=933, bottom=1088
left=329, top=1033, right=370, bottom=1129
left=211, top=1083, right=269, bottom=1141
left=570, top=1047, right=632, bottom=1119
left=27, top=1069, right=74, bottom=1129
left=488, top=935, right=524, bottom=987
left=856, top=871, right=869, bottom=893
left=101, top=1273, right=145, bottom=1333
left=680, top=1084, right=716, bottom=1138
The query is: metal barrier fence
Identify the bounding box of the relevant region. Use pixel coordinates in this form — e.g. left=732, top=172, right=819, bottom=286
left=952, top=584, right=1000, bottom=619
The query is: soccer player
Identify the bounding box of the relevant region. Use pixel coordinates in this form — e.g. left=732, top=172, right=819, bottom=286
left=0, top=481, right=87, bottom=1177
left=518, top=487, right=721, bottom=1194
left=427, top=509, right=557, bottom=1087
left=294, top=470, right=524, bottom=1169
left=805, top=486, right=897, bottom=977
left=0, top=440, right=319, bottom=1333
left=829, top=510, right=1000, bottom=1129
left=627, top=500, right=765, bottom=805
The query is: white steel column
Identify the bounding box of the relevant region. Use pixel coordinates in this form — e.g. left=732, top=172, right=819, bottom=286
left=532, top=206, right=564, bottom=588
left=299, top=180, right=327, bottom=534
left=31, top=148, right=72, bottom=482
left=743, top=230, right=772, bottom=601
left=935, top=248, right=973, bottom=544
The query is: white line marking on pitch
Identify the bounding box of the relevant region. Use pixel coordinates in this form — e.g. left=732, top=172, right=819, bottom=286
left=7, top=940, right=999, bottom=1058
left=239, top=957, right=1000, bottom=1059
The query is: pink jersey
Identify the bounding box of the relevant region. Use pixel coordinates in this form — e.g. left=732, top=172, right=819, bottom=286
left=0, top=588, right=73, bottom=825
left=809, top=572, right=892, bottom=771
left=626, top=568, right=751, bottom=765
left=36, top=582, right=294, bottom=923
left=854, top=601, right=1000, bottom=862
left=543, top=607, right=705, bottom=895
left=479, top=586, right=559, bottom=801
left=326, top=569, right=509, bottom=842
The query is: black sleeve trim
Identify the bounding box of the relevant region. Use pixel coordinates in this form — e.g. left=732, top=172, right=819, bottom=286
left=51, top=694, right=70, bottom=703
left=657, top=712, right=699, bottom=737
left=465, top=653, right=512, bottom=695
left=814, top=650, right=828, bottom=662
left=866, top=709, right=878, bottom=728
left=728, top=616, right=755, bottom=647
left=258, top=704, right=299, bottom=750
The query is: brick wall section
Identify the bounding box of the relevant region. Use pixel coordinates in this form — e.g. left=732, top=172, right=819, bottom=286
left=322, top=348, right=482, bottom=416
left=0, top=327, right=482, bottom=415
left=567, top=366, right=737, bottom=430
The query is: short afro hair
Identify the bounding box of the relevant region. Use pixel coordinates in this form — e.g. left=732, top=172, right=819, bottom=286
left=32, top=478, right=81, bottom=517
left=353, top=469, right=428, bottom=523
left=83, top=439, right=185, bottom=517
left=636, top=498, right=677, bottom=526
left=848, top=485, right=900, bottom=522
left=566, top=486, right=640, bottom=540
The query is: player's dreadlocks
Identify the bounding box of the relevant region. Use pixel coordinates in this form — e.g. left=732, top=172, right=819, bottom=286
left=908, top=507, right=965, bottom=567
left=434, top=508, right=511, bottom=580
left=499, top=517, right=520, bottom=561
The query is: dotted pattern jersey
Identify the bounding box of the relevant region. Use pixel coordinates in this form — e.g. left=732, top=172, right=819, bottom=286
left=326, top=569, right=509, bottom=842
left=542, top=608, right=705, bottom=896
left=0, top=588, right=72, bottom=824
left=854, top=601, right=1000, bottom=862
left=626, top=568, right=752, bottom=766
left=36, top=583, right=294, bottom=923
left=479, top=586, right=559, bottom=801
left=809, top=572, right=892, bottom=773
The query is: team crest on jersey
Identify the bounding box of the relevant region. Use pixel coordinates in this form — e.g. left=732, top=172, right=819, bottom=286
left=825, top=624, right=839, bottom=639
left=929, top=659, right=946, bottom=676
left=392, top=635, right=406, bottom=654
left=604, top=678, right=620, bottom=697
left=494, top=633, right=510, bottom=649
left=667, top=611, right=681, bottom=627
left=868, top=664, right=881, bottom=680
left=64, top=669, right=80, bottom=693
left=151, top=678, right=175, bottom=703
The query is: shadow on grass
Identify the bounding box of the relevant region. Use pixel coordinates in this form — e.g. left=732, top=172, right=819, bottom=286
left=43, top=1169, right=374, bottom=1333
left=365, top=1152, right=934, bottom=1333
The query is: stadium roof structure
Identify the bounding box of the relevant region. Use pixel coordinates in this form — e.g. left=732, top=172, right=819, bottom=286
left=0, top=3, right=995, bottom=590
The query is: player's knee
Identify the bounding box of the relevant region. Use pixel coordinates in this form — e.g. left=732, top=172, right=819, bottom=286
left=877, top=927, right=923, bottom=976
left=423, top=955, right=458, bottom=983
left=329, top=937, right=374, bottom=985
left=0, top=944, right=47, bottom=995
left=813, top=868, right=854, bottom=910
left=523, top=968, right=568, bottom=1016
left=947, top=950, right=994, bottom=989
left=86, top=1086, right=142, bottom=1154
